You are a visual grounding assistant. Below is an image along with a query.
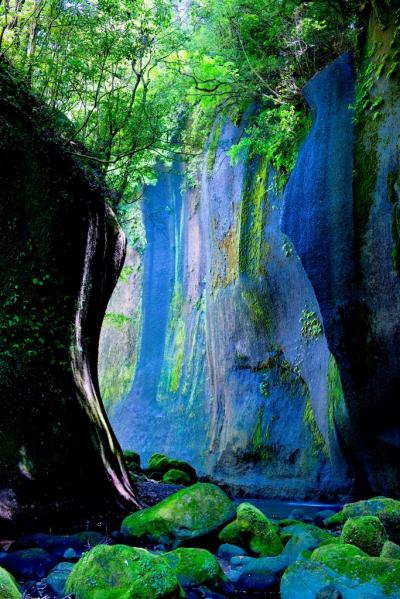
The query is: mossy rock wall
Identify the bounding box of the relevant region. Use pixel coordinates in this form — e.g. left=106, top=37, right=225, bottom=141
left=0, top=62, right=137, bottom=533
left=106, top=108, right=352, bottom=499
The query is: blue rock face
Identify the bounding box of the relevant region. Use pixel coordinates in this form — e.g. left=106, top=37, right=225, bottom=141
left=282, top=53, right=356, bottom=353
left=102, top=40, right=400, bottom=498
left=104, top=108, right=353, bottom=499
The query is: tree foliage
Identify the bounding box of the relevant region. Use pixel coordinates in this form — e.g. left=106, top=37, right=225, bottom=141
left=0, top=0, right=366, bottom=211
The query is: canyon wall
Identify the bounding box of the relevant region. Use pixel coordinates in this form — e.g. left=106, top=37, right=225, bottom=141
left=100, top=10, right=400, bottom=499
left=0, top=62, right=137, bottom=534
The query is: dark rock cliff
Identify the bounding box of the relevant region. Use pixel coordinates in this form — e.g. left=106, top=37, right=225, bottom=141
left=0, top=63, right=138, bottom=534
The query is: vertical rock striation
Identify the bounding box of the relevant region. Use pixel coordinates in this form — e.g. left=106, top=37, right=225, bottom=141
left=107, top=114, right=352, bottom=499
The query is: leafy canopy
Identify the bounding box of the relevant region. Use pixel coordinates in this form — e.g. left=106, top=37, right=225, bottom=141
left=0, top=0, right=364, bottom=219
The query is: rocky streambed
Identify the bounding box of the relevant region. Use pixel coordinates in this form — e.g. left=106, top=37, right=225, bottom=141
left=2, top=454, right=400, bottom=598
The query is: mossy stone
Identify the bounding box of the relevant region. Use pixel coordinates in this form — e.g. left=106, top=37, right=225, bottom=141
left=341, top=516, right=387, bottom=556
left=146, top=454, right=197, bottom=481
left=310, top=542, right=400, bottom=595
left=121, top=483, right=235, bottom=548
left=163, top=469, right=191, bottom=486
left=381, top=540, right=400, bottom=559
left=123, top=451, right=141, bottom=470
left=311, top=542, right=368, bottom=564
left=218, top=520, right=243, bottom=546
left=236, top=502, right=283, bottom=557
left=325, top=497, right=400, bottom=542
left=0, top=567, right=20, bottom=599
left=65, top=544, right=184, bottom=599
left=164, top=548, right=225, bottom=588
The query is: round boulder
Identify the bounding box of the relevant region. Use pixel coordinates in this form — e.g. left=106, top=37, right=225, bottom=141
left=65, top=544, right=184, bottom=598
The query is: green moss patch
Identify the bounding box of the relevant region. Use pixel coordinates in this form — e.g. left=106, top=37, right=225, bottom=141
left=65, top=544, right=184, bottom=599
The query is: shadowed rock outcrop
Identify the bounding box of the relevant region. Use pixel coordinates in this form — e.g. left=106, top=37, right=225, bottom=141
left=0, top=62, right=138, bottom=533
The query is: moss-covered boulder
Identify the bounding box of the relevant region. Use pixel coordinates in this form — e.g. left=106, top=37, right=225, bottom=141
left=164, top=548, right=225, bottom=588
left=146, top=454, right=197, bottom=482
left=65, top=544, right=184, bottom=599
left=218, top=520, right=243, bottom=546
left=311, top=543, right=400, bottom=596
left=311, top=542, right=368, bottom=563
left=282, top=543, right=400, bottom=598
left=341, top=516, right=387, bottom=556
left=0, top=567, right=20, bottom=599
left=124, top=451, right=141, bottom=471
left=163, top=470, right=191, bottom=486
left=121, top=483, right=235, bottom=548
left=381, top=540, right=400, bottom=559
left=236, top=503, right=283, bottom=557
left=325, top=497, right=400, bottom=542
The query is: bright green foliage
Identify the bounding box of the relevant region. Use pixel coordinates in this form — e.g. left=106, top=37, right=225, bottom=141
left=239, top=157, right=268, bottom=277
left=0, top=0, right=364, bottom=205
left=0, top=567, right=20, bottom=599
left=303, top=399, right=329, bottom=458
left=187, top=0, right=361, bottom=183
left=162, top=469, right=191, bottom=486
left=164, top=548, right=225, bottom=587
left=341, top=516, right=388, bottom=556
left=300, top=309, right=323, bottom=339
left=0, top=0, right=187, bottom=232
left=102, top=312, right=131, bottom=331
left=65, top=544, right=184, bottom=599
left=121, top=482, right=236, bottom=548
left=327, top=355, right=345, bottom=432
left=236, top=502, right=283, bottom=556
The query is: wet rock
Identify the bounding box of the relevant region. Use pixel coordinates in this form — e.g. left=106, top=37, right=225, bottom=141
left=229, top=555, right=253, bottom=568
left=316, top=510, right=337, bottom=521
left=341, top=516, right=387, bottom=556
left=164, top=548, right=225, bottom=588
left=218, top=521, right=243, bottom=546
left=146, top=454, right=197, bottom=482
left=44, top=562, right=75, bottom=597
left=163, top=469, right=191, bottom=486
left=65, top=544, right=184, bottom=598
left=236, top=554, right=287, bottom=592
left=0, top=566, right=20, bottom=598
left=381, top=540, right=400, bottom=559
left=121, top=483, right=235, bottom=548
left=63, top=548, right=78, bottom=560
left=282, top=529, right=336, bottom=563
left=236, top=502, right=283, bottom=556
left=316, top=586, right=342, bottom=599
left=280, top=522, right=333, bottom=546
left=216, top=544, right=246, bottom=560
left=325, top=497, right=400, bottom=542
left=307, top=543, right=400, bottom=598
left=124, top=450, right=141, bottom=470
left=0, top=548, right=57, bottom=579
left=18, top=531, right=104, bottom=558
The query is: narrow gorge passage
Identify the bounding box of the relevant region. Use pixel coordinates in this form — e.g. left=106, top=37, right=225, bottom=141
left=1, top=1, right=400, bottom=597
